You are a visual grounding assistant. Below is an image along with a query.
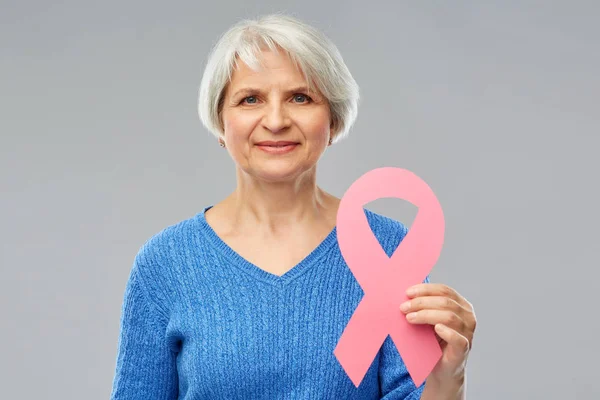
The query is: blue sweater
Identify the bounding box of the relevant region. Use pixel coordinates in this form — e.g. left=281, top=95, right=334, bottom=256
left=110, top=206, right=428, bottom=399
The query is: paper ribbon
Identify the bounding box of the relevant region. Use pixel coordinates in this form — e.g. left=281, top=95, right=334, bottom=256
left=333, top=167, right=444, bottom=388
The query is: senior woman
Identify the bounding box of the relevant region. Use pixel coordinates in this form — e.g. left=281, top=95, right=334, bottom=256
left=110, top=13, right=476, bottom=400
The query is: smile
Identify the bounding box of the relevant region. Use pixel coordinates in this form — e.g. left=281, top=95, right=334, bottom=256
left=256, top=143, right=299, bottom=154
left=255, top=141, right=299, bottom=154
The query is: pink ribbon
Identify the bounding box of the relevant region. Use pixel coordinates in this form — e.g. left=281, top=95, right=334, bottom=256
left=334, top=167, right=444, bottom=388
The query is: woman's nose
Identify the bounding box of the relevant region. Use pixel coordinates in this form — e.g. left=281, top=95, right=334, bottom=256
left=261, top=102, right=291, bottom=133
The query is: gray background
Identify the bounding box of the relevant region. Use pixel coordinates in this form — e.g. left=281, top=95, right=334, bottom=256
left=1, top=1, right=598, bottom=398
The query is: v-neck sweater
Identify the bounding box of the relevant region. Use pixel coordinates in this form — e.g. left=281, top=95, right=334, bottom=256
left=110, top=206, right=429, bottom=399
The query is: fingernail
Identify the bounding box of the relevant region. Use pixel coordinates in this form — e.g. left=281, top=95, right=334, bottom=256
left=406, top=312, right=417, bottom=321
left=400, top=301, right=410, bottom=312
left=406, top=287, right=416, bottom=297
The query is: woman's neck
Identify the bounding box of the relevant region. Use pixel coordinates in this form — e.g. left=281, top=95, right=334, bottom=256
left=215, top=169, right=339, bottom=236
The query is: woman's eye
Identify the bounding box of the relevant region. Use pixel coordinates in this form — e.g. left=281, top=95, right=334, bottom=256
left=242, top=96, right=258, bottom=104
left=293, top=94, right=312, bottom=103
left=240, top=94, right=312, bottom=105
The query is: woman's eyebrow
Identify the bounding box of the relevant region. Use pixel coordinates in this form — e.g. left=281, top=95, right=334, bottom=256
left=231, top=86, right=312, bottom=98
left=230, top=87, right=259, bottom=98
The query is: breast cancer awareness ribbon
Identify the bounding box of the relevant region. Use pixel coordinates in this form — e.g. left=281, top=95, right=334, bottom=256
left=333, top=167, right=444, bottom=388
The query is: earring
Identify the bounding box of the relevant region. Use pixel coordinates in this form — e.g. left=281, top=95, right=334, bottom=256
left=219, top=139, right=225, bottom=148
left=328, top=137, right=333, bottom=146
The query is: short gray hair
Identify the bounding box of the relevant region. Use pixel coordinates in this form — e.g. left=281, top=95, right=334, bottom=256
left=197, top=13, right=360, bottom=144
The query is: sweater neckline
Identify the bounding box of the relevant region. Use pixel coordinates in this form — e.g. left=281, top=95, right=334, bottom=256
left=195, top=205, right=339, bottom=286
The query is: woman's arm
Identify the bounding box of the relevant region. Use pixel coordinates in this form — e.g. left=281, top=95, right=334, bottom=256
left=420, top=373, right=466, bottom=400
left=110, top=257, right=178, bottom=399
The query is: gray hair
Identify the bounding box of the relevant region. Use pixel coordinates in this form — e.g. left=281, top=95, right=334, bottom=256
left=197, top=13, right=360, bottom=144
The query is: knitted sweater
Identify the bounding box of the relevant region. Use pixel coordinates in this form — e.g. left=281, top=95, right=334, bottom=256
left=110, top=206, right=428, bottom=399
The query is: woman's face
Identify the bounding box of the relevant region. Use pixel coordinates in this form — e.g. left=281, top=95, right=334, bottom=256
left=220, top=48, right=332, bottom=183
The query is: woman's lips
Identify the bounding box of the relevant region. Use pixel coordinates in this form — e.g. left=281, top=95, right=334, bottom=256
left=256, top=143, right=299, bottom=154
left=256, top=141, right=299, bottom=154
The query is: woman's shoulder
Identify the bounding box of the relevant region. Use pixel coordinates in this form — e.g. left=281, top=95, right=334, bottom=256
left=131, top=210, right=207, bottom=278
left=139, top=212, right=203, bottom=256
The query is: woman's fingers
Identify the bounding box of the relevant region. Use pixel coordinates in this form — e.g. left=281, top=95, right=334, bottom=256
left=404, top=308, right=463, bottom=329
left=434, top=323, right=471, bottom=355
left=400, top=295, right=463, bottom=314
left=404, top=283, right=477, bottom=348
left=407, top=283, right=471, bottom=309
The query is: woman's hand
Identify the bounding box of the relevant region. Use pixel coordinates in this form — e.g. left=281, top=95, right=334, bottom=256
left=400, top=283, right=477, bottom=392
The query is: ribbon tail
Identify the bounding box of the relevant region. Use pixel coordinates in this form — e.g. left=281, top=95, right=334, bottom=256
left=334, top=298, right=389, bottom=388
left=389, top=318, right=442, bottom=387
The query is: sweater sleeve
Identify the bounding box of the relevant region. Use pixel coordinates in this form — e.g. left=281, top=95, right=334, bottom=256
left=378, top=274, right=431, bottom=399
left=110, top=256, right=178, bottom=399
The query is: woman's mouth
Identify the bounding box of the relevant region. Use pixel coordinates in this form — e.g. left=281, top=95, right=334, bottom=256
left=255, top=141, right=299, bottom=154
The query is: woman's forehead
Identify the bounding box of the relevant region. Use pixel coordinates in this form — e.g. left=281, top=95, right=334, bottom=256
left=232, top=49, right=302, bottom=76
left=224, top=48, right=324, bottom=97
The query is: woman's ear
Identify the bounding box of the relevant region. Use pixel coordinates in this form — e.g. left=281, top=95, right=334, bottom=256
left=329, top=120, right=339, bottom=145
